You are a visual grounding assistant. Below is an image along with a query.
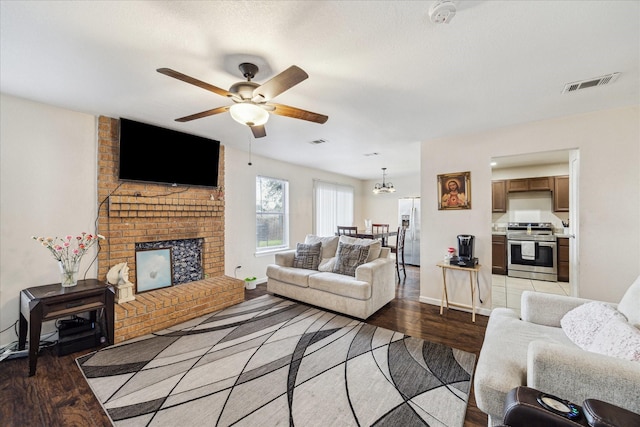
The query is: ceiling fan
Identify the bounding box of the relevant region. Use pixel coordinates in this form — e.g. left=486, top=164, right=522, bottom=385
left=157, top=63, right=328, bottom=138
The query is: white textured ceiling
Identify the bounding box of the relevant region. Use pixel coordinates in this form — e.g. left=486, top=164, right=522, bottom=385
left=1, top=1, right=638, bottom=180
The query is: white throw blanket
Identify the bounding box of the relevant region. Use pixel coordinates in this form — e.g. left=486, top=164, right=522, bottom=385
left=521, top=241, right=535, bottom=260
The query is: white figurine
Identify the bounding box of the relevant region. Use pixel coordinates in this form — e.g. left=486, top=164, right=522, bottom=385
left=107, top=262, right=135, bottom=303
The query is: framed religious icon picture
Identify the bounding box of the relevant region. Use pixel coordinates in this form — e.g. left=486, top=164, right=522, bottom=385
left=438, top=172, right=471, bottom=210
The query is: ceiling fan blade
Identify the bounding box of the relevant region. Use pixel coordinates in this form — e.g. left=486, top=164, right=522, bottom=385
left=269, top=103, right=328, bottom=124
left=250, top=125, right=267, bottom=138
left=175, top=106, right=229, bottom=122
left=252, top=66, right=308, bottom=102
left=157, top=68, right=233, bottom=98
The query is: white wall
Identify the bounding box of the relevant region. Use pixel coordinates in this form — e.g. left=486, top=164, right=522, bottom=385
left=492, top=163, right=569, bottom=180
left=360, top=173, right=421, bottom=233
left=0, top=94, right=97, bottom=346
left=223, top=146, right=365, bottom=283
left=420, top=106, right=640, bottom=311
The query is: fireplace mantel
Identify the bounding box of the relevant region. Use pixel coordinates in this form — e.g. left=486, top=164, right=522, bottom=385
left=108, top=195, right=223, bottom=217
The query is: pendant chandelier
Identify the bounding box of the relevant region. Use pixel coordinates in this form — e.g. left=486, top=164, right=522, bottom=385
left=373, top=168, right=396, bottom=194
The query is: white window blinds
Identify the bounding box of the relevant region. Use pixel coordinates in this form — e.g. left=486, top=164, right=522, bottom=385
left=313, top=180, right=354, bottom=237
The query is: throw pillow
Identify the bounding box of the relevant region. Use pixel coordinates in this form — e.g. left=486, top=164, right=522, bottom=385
left=293, top=242, right=322, bottom=270
left=338, top=235, right=382, bottom=262
left=587, top=317, right=640, bottom=362
left=560, top=302, right=626, bottom=349
left=333, top=242, right=370, bottom=277
left=304, top=234, right=339, bottom=260
left=617, top=275, right=640, bottom=328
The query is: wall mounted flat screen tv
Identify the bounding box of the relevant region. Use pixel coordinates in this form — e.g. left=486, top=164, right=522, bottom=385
left=119, top=118, right=220, bottom=188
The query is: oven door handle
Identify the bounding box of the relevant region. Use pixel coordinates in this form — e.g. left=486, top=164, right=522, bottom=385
left=537, top=242, right=556, bottom=248
left=508, top=240, right=556, bottom=246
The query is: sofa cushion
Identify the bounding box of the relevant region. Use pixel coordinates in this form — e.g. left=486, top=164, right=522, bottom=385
left=587, top=317, right=640, bottom=362
left=304, top=234, right=339, bottom=259
left=293, top=242, right=321, bottom=270
left=309, top=272, right=372, bottom=300
left=338, top=235, right=381, bottom=262
left=617, top=275, right=640, bottom=327
left=265, top=265, right=317, bottom=288
left=333, top=242, right=370, bottom=277
left=561, top=302, right=626, bottom=349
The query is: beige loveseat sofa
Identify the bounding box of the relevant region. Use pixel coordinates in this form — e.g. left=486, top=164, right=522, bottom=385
left=266, top=235, right=395, bottom=319
left=474, top=275, right=640, bottom=426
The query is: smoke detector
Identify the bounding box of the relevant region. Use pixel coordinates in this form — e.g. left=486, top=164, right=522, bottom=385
left=429, top=0, right=457, bottom=24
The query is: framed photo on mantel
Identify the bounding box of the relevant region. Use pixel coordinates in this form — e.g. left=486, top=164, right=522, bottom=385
left=438, top=171, right=471, bottom=210
left=135, top=247, right=173, bottom=293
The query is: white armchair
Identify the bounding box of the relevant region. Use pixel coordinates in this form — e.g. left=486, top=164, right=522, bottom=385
left=474, top=276, right=640, bottom=426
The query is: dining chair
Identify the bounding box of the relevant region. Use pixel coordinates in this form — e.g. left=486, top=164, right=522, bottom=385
left=371, top=223, right=390, bottom=246
left=337, top=226, right=358, bottom=236
left=389, top=226, right=406, bottom=283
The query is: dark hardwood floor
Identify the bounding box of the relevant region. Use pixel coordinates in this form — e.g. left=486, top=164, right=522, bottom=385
left=0, top=265, right=488, bottom=426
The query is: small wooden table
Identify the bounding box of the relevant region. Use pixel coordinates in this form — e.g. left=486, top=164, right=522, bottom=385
left=18, top=279, right=114, bottom=376
left=437, top=262, right=481, bottom=322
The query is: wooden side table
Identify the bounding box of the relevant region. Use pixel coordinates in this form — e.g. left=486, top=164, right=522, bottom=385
left=18, top=279, right=114, bottom=376
left=437, top=262, right=481, bottom=322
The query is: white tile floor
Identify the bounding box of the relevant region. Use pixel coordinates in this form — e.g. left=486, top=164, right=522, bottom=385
left=492, top=274, right=571, bottom=317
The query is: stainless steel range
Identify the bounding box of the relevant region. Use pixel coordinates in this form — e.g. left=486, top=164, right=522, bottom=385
left=507, top=222, right=557, bottom=282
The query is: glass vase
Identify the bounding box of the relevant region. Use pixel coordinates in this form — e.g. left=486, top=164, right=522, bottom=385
left=59, top=260, right=80, bottom=287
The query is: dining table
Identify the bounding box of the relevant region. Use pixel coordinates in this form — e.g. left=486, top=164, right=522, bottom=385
left=337, top=229, right=397, bottom=247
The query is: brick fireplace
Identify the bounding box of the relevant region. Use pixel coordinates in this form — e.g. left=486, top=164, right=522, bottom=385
left=97, top=116, right=244, bottom=343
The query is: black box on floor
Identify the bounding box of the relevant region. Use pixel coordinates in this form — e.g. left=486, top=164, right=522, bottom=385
left=58, top=317, right=93, bottom=338
left=57, top=328, right=101, bottom=356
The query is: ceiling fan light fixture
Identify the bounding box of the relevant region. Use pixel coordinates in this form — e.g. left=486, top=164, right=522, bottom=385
left=373, top=167, right=395, bottom=194
left=229, top=103, right=269, bottom=127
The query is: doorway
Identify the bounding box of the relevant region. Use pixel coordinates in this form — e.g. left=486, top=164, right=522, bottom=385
left=490, top=149, right=579, bottom=316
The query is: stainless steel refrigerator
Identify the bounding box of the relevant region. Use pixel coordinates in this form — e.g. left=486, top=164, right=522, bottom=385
left=398, top=197, right=420, bottom=266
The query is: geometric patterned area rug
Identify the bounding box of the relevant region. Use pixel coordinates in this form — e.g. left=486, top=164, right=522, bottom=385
left=77, top=295, right=476, bottom=427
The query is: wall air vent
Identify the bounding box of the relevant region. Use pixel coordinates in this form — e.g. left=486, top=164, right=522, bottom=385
left=562, top=72, right=620, bottom=94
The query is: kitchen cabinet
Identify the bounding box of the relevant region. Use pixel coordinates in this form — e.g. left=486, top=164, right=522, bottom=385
left=492, top=180, right=507, bottom=213
left=506, top=179, right=529, bottom=192
left=529, top=177, right=552, bottom=191
left=554, top=175, right=570, bottom=212
left=557, top=237, right=569, bottom=282
left=507, top=177, right=552, bottom=192
left=492, top=234, right=507, bottom=275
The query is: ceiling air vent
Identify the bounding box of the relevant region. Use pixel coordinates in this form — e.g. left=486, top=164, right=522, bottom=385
left=562, top=72, right=620, bottom=94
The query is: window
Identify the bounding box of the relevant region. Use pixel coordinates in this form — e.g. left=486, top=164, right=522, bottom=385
left=313, top=180, right=354, bottom=237
left=256, top=176, right=289, bottom=252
